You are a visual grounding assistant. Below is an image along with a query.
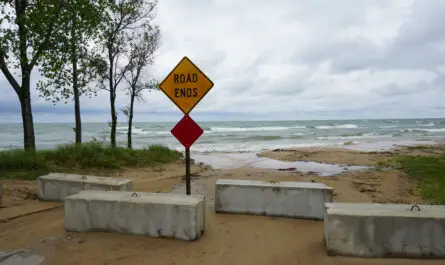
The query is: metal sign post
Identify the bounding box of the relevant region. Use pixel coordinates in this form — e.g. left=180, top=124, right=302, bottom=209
left=170, top=114, right=204, bottom=195
left=159, top=57, right=213, bottom=195
left=185, top=148, right=191, bottom=195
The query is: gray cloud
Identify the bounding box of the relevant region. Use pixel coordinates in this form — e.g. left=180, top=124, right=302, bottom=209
left=1, top=0, right=445, bottom=122
left=376, top=1, right=445, bottom=70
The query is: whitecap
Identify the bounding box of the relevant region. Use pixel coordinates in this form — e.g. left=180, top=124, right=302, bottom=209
left=378, top=125, right=398, bottom=128
left=402, top=128, right=445, bottom=133
left=418, top=122, right=435, bottom=127
left=208, top=125, right=305, bottom=132
left=315, top=124, right=359, bottom=129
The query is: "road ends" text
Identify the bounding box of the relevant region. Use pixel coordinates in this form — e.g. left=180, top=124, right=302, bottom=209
left=174, top=73, right=198, bottom=98
left=174, top=73, right=197, bottom=84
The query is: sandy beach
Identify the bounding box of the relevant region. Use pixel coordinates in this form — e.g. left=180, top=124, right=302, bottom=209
left=1, top=0, right=445, bottom=262
left=0, top=144, right=444, bottom=265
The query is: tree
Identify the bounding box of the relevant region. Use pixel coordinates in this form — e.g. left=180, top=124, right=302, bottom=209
left=95, top=0, right=158, bottom=148
left=122, top=27, right=160, bottom=149
left=37, top=0, right=105, bottom=144
left=0, top=0, right=65, bottom=150
left=122, top=79, right=159, bottom=149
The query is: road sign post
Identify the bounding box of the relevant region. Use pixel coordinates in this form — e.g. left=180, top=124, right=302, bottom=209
left=170, top=114, right=204, bottom=195
left=160, top=56, right=213, bottom=195
left=185, top=148, right=191, bottom=195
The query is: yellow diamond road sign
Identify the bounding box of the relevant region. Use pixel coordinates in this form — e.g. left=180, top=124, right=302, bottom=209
left=159, top=56, right=214, bottom=114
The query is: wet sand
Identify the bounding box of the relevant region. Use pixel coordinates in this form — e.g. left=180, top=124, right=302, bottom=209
left=192, top=152, right=370, bottom=176
left=0, top=145, right=441, bottom=265
left=257, top=142, right=445, bottom=167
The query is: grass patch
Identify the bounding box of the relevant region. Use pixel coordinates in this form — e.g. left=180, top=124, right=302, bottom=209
left=406, top=145, right=432, bottom=150
left=397, top=155, right=445, bottom=204
left=0, top=142, right=182, bottom=180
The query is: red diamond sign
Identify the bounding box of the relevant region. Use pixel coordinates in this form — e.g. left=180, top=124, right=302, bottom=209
left=171, top=114, right=204, bottom=149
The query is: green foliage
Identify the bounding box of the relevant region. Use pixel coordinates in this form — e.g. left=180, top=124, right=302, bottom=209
left=0, top=1, right=65, bottom=71
left=144, top=145, right=183, bottom=164
left=0, top=149, right=48, bottom=170
left=37, top=0, right=107, bottom=104
left=0, top=142, right=182, bottom=180
left=397, top=156, right=445, bottom=204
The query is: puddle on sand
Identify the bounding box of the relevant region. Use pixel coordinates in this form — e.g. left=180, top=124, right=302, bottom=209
left=192, top=153, right=370, bottom=176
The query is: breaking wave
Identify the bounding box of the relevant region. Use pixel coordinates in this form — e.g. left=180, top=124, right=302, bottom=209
left=315, top=124, right=359, bottom=129
left=315, top=133, right=389, bottom=140
left=378, top=125, right=399, bottom=129
left=116, top=126, right=170, bottom=135
left=208, top=125, right=306, bottom=132
left=402, top=128, right=445, bottom=133
left=417, top=122, right=435, bottom=127
left=244, top=135, right=283, bottom=141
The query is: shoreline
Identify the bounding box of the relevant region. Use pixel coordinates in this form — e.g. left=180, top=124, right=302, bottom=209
left=186, top=138, right=441, bottom=155
left=1, top=140, right=444, bottom=264
left=190, top=139, right=443, bottom=169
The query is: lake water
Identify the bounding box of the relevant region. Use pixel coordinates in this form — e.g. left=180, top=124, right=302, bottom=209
left=0, top=118, right=443, bottom=153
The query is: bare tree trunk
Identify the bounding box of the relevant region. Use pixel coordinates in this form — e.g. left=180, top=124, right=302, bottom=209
left=71, top=13, right=82, bottom=144
left=17, top=1, right=36, bottom=151
left=73, top=72, right=82, bottom=144
left=110, top=95, right=117, bottom=147
left=20, top=77, right=36, bottom=151
left=108, top=49, right=117, bottom=147
left=0, top=68, right=36, bottom=151
left=127, top=91, right=135, bottom=149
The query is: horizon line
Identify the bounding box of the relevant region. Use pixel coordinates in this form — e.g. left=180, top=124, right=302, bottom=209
left=0, top=117, right=444, bottom=125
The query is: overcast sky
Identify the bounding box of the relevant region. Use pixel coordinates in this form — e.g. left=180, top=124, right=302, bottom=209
left=1, top=0, right=445, bottom=123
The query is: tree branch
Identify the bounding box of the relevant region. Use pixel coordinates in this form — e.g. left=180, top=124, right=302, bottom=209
left=0, top=49, right=21, bottom=95
left=123, top=71, right=132, bottom=88
left=115, top=63, right=131, bottom=88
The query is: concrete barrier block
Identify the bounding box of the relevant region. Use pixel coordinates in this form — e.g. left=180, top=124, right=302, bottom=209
left=324, top=203, right=445, bottom=258
left=64, top=190, right=206, bottom=241
left=37, top=173, right=133, bottom=202
left=215, top=179, right=333, bottom=219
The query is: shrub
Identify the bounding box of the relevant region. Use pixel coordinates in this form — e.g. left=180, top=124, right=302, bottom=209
left=0, top=142, right=182, bottom=179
